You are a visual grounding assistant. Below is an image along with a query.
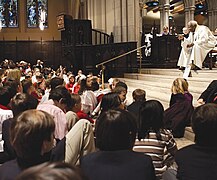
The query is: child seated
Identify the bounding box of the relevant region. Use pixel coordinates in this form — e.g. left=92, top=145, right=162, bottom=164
left=66, top=94, right=94, bottom=131
left=127, top=89, right=146, bottom=128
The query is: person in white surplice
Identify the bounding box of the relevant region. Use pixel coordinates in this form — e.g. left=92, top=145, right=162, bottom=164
left=177, top=27, right=190, bottom=70
left=177, top=20, right=216, bottom=79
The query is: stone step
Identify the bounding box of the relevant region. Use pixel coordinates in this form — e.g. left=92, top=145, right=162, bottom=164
left=126, top=85, right=170, bottom=109
left=175, top=137, right=194, bottom=149
left=139, top=68, right=217, bottom=78
left=124, top=73, right=214, bottom=87
left=121, top=77, right=207, bottom=95
left=120, top=78, right=204, bottom=108
left=122, top=68, right=216, bottom=109
left=184, top=127, right=195, bottom=142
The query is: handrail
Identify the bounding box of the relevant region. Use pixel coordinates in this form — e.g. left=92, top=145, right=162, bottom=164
left=96, top=44, right=146, bottom=68
left=92, top=29, right=110, bottom=37
left=92, top=29, right=110, bottom=45
left=96, top=44, right=147, bottom=89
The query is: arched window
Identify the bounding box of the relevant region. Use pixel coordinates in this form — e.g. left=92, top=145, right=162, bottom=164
left=27, top=0, right=47, bottom=29
left=0, top=0, right=18, bottom=27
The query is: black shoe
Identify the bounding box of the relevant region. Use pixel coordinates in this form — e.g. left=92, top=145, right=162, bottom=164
left=188, top=72, right=192, bottom=77
left=192, top=66, right=201, bottom=71
left=179, top=67, right=185, bottom=70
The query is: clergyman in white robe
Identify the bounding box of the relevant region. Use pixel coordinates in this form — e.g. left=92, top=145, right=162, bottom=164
left=177, top=21, right=216, bottom=79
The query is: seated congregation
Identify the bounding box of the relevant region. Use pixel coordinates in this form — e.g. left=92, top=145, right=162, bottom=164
left=0, top=59, right=216, bottom=180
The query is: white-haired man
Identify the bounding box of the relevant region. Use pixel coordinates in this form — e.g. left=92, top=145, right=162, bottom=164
left=177, top=20, right=216, bottom=79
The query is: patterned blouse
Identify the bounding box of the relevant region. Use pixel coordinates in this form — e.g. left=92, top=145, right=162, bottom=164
left=133, top=129, right=177, bottom=179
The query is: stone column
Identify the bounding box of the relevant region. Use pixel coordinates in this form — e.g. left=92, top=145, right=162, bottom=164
left=184, top=7, right=190, bottom=27
left=101, top=0, right=106, bottom=31
left=189, top=5, right=195, bottom=21
left=184, top=0, right=195, bottom=26
left=74, top=0, right=80, bottom=19
left=87, top=0, right=94, bottom=23
left=208, top=10, right=213, bottom=30
left=113, top=0, right=122, bottom=42
left=213, top=9, right=217, bottom=30
left=206, top=0, right=217, bottom=31
left=122, top=0, right=128, bottom=42
left=159, top=5, right=164, bottom=32
left=81, top=0, right=88, bottom=19
left=164, top=2, right=170, bottom=29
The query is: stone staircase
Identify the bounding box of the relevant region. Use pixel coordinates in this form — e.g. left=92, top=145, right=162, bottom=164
left=121, top=68, right=216, bottom=109
left=118, top=68, right=217, bottom=148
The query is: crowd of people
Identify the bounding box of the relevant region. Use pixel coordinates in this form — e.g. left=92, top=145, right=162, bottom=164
left=0, top=58, right=216, bottom=180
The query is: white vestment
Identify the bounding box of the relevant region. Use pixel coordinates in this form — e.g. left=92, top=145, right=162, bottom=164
left=177, top=37, right=192, bottom=67
left=177, top=25, right=216, bottom=69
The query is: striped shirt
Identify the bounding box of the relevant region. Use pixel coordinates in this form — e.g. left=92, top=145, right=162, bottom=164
left=133, top=129, right=177, bottom=179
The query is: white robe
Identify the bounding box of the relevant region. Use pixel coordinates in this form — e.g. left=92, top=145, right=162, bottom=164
left=177, top=25, right=216, bottom=68
left=177, top=36, right=192, bottom=67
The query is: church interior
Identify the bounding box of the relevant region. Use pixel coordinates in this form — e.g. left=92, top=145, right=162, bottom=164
left=0, top=0, right=216, bottom=72
left=0, top=0, right=217, bottom=179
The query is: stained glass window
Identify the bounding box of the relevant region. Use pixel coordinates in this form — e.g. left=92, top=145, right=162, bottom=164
left=0, top=0, right=18, bottom=27
left=27, top=0, right=47, bottom=28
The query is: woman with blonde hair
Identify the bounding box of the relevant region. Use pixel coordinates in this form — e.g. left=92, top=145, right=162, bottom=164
left=6, top=68, right=21, bottom=82
left=163, top=78, right=194, bottom=138
left=170, top=78, right=192, bottom=105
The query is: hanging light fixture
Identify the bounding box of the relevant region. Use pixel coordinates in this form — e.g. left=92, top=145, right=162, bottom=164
left=195, top=1, right=207, bottom=16
left=145, top=0, right=159, bottom=7
left=195, top=3, right=204, bottom=9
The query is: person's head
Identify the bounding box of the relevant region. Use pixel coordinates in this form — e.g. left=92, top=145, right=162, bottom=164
left=115, top=81, right=128, bottom=92
left=111, top=78, right=120, bottom=90
left=100, top=92, right=123, bottom=112
left=192, top=103, right=217, bottom=147
left=187, top=20, right=198, bottom=32
left=68, top=74, right=75, bottom=84
left=91, top=77, right=99, bottom=91
left=4, top=79, right=23, bottom=95
left=22, top=79, right=35, bottom=95
left=86, top=76, right=92, bottom=88
left=37, top=59, right=42, bottom=65
left=34, top=68, right=40, bottom=74
left=10, top=110, right=55, bottom=161
left=77, top=70, right=83, bottom=75
left=0, top=85, right=13, bottom=107
left=11, top=93, right=38, bottom=117
left=171, top=78, right=189, bottom=94
left=138, top=100, right=164, bottom=140
left=16, top=162, right=83, bottom=180
left=132, top=89, right=146, bottom=102
left=182, top=27, right=189, bottom=35
left=50, top=77, right=64, bottom=90
left=78, top=76, right=92, bottom=95
left=163, top=25, right=169, bottom=33
left=112, top=86, right=127, bottom=102
left=96, top=109, right=137, bottom=151
left=70, top=93, right=82, bottom=113
left=6, top=68, right=21, bottom=81
left=49, top=86, right=72, bottom=112
left=26, top=71, right=33, bottom=79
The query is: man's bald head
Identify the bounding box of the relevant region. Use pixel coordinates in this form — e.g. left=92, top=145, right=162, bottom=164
left=187, top=20, right=198, bottom=32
